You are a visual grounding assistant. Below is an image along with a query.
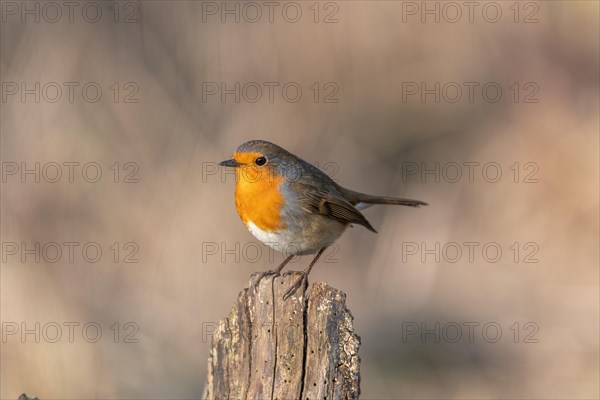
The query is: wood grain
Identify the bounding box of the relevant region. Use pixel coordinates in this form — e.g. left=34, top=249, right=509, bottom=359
left=203, top=271, right=360, bottom=400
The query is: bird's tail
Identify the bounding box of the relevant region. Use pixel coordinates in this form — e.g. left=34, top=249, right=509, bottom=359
left=344, top=189, right=428, bottom=210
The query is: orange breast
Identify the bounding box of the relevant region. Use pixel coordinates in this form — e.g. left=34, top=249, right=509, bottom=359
left=234, top=165, right=286, bottom=232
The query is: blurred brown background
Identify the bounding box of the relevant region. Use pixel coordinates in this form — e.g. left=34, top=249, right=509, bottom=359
left=1, top=1, right=598, bottom=399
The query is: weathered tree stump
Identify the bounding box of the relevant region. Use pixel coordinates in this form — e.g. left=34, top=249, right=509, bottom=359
left=203, top=271, right=361, bottom=400
left=18, top=394, right=39, bottom=400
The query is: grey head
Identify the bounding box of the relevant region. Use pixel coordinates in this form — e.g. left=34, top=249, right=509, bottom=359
left=229, top=140, right=337, bottom=187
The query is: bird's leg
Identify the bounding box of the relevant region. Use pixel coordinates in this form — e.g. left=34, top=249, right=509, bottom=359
left=274, top=254, right=295, bottom=274
left=252, top=254, right=295, bottom=289
left=283, top=247, right=326, bottom=300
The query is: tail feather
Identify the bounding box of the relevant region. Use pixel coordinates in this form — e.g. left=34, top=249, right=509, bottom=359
left=358, top=195, right=428, bottom=207
left=345, top=189, right=428, bottom=209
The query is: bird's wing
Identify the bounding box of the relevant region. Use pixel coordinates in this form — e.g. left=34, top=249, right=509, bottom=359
left=287, top=181, right=377, bottom=233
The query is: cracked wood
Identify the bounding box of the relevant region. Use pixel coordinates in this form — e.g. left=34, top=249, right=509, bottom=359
left=203, top=271, right=360, bottom=400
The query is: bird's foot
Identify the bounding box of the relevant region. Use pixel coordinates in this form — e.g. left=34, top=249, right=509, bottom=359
left=283, top=273, right=308, bottom=300
left=251, top=270, right=281, bottom=291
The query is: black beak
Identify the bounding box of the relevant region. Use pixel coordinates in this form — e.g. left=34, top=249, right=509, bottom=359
left=219, top=159, right=242, bottom=167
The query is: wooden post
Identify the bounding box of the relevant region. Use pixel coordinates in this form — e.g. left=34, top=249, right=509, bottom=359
left=18, top=394, right=39, bottom=400
left=203, top=271, right=361, bottom=400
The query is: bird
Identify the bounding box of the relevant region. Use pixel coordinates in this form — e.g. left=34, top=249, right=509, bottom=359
left=219, top=140, right=427, bottom=299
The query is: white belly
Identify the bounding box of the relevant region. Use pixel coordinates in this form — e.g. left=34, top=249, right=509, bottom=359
left=246, top=219, right=346, bottom=256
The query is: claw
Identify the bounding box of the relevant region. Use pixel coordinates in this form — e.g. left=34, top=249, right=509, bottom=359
left=283, top=274, right=307, bottom=300
left=281, top=247, right=326, bottom=300
left=252, top=270, right=280, bottom=291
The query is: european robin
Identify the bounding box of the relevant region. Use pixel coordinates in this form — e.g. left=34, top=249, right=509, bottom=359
left=220, top=140, right=427, bottom=299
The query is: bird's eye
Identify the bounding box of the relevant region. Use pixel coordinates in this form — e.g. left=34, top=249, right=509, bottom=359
left=255, top=157, right=267, bottom=166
